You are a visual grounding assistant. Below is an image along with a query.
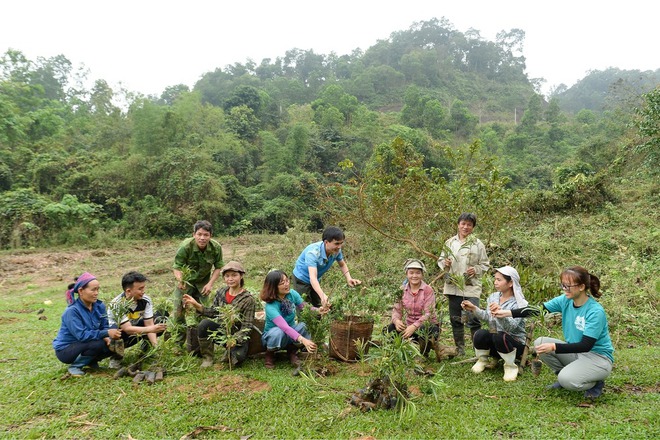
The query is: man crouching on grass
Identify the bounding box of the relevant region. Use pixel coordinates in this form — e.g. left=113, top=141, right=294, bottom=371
left=107, top=271, right=167, bottom=368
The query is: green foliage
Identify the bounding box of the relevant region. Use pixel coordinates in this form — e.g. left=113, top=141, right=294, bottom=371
left=298, top=305, right=330, bottom=346
left=328, top=285, right=390, bottom=322
left=523, top=171, right=617, bottom=214
left=208, top=304, right=251, bottom=371
left=0, top=32, right=654, bottom=245
left=121, top=195, right=185, bottom=238
left=226, top=104, right=259, bottom=140
left=177, top=264, right=198, bottom=288
left=43, top=194, right=100, bottom=229
left=631, top=86, right=660, bottom=173
left=363, top=331, right=424, bottom=417
left=323, top=137, right=515, bottom=260
left=103, top=294, right=133, bottom=325
left=0, top=188, right=48, bottom=248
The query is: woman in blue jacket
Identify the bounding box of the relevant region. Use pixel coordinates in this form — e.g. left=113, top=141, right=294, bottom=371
left=53, top=272, right=122, bottom=376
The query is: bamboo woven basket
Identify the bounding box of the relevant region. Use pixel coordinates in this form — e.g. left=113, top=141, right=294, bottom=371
left=328, top=315, right=374, bottom=362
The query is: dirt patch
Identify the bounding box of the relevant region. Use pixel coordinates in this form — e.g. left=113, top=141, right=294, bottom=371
left=345, top=362, right=372, bottom=377
left=408, top=385, right=422, bottom=397
left=302, top=361, right=340, bottom=377
left=0, top=239, right=250, bottom=297
left=0, top=316, right=20, bottom=324
left=201, top=375, right=271, bottom=399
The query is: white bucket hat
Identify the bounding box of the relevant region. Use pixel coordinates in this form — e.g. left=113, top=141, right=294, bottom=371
left=403, top=258, right=426, bottom=272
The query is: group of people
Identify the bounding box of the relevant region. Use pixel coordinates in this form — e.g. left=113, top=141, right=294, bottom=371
left=53, top=216, right=614, bottom=400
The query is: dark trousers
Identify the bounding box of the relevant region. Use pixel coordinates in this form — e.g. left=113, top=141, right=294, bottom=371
left=198, top=318, right=249, bottom=364
left=291, top=274, right=322, bottom=307
left=446, top=295, right=481, bottom=344
left=120, top=313, right=167, bottom=349
left=473, top=329, right=525, bottom=358
left=383, top=322, right=440, bottom=354
left=55, top=339, right=112, bottom=364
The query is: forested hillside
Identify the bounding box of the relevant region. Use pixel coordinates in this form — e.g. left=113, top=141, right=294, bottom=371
left=0, top=18, right=658, bottom=247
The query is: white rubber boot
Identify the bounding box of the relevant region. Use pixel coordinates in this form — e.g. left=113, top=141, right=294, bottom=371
left=471, top=349, right=491, bottom=374
left=498, top=349, right=518, bottom=382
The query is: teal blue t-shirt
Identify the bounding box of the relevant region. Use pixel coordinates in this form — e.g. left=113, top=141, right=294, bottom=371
left=263, top=289, right=304, bottom=333
left=544, top=294, right=614, bottom=362
left=292, top=241, right=344, bottom=284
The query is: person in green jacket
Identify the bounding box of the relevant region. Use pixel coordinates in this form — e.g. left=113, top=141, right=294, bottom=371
left=172, top=220, right=223, bottom=345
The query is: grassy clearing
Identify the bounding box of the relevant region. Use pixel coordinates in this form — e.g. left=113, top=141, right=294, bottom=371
left=1, top=231, right=658, bottom=439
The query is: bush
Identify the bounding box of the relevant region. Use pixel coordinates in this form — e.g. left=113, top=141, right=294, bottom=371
left=522, top=172, right=617, bottom=213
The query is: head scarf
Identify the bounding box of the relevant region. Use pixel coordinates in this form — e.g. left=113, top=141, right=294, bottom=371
left=65, top=272, right=97, bottom=305
left=496, top=266, right=528, bottom=308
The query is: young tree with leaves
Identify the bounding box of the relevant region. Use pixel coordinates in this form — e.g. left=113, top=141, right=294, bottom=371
left=183, top=261, right=255, bottom=368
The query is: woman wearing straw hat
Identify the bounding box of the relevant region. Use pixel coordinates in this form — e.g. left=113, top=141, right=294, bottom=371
left=384, top=259, right=439, bottom=355
left=461, top=266, right=528, bottom=381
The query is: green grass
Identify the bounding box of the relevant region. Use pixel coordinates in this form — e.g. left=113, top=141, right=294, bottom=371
left=1, top=233, right=659, bottom=439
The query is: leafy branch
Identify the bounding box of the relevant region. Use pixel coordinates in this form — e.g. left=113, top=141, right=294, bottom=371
left=208, top=304, right=250, bottom=371
left=104, top=295, right=134, bottom=325
left=178, top=264, right=198, bottom=288
left=351, top=332, right=427, bottom=418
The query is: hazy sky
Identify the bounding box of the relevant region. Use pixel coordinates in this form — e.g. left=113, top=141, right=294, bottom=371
left=2, top=0, right=658, bottom=97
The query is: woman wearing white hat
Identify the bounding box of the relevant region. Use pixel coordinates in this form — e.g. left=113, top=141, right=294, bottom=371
left=461, top=266, right=527, bottom=381
left=384, top=258, right=439, bottom=354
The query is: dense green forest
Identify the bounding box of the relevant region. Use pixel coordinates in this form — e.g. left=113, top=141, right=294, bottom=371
left=1, top=18, right=658, bottom=248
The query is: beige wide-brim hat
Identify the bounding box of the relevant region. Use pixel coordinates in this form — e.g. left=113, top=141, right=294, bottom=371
left=403, top=258, right=426, bottom=272
left=221, top=261, right=246, bottom=274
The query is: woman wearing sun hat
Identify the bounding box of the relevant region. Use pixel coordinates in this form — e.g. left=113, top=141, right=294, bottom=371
left=53, top=272, right=123, bottom=376
left=183, top=261, right=256, bottom=368
left=461, top=265, right=528, bottom=381
left=384, top=258, right=439, bottom=354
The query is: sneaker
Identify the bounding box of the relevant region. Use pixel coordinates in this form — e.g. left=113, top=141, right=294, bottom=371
left=546, top=381, right=563, bottom=390
left=68, top=366, right=86, bottom=377
left=584, top=381, right=605, bottom=399
left=108, top=358, right=122, bottom=369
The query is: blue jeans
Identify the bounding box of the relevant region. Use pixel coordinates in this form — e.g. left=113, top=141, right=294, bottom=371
left=261, top=322, right=310, bottom=350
